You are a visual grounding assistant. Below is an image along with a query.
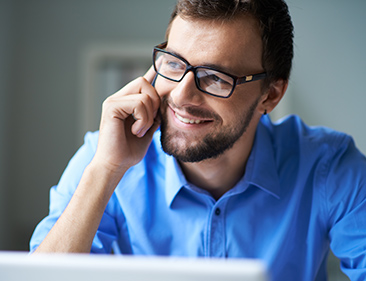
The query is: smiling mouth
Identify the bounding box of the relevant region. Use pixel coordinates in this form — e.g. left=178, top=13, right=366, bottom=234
left=174, top=112, right=205, bottom=124
left=173, top=110, right=217, bottom=125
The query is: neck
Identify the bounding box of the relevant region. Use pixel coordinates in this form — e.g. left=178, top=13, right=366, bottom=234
left=179, top=126, right=257, bottom=200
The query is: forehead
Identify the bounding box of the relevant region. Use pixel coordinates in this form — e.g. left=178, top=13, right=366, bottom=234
left=166, top=15, right=263, bottom=75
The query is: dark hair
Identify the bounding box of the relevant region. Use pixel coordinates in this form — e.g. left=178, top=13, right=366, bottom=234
left=167, top=0, right=294, bottom=87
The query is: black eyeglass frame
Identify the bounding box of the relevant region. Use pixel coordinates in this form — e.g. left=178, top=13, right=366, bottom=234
left=153, top=42, right=267, bottom=98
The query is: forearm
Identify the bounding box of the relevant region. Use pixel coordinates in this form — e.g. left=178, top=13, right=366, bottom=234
left=34, top=163, right=125, bottom=253
left=34, top=68, right=159, bottom=253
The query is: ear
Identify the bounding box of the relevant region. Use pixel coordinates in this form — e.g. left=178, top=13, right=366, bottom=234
left=258, top=79, right=288, bottom=115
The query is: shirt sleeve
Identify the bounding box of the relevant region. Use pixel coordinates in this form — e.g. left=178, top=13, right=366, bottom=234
left=29, top=131, right=120, bottom=253
left=325, top=136, right=366, bottom=280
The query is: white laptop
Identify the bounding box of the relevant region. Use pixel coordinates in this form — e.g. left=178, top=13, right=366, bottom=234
left=0, top=251, right=269, bottom=281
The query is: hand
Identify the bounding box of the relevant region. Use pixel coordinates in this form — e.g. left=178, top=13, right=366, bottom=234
left=92, top=66, right=161, bottom=177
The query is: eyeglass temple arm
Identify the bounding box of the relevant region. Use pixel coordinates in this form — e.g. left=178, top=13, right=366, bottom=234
left=237, top=73, right=267, bottom=85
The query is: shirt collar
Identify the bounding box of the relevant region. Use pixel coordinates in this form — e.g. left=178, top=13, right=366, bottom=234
left=163, top=115, right=281, bottom=207
left=165, top=155, right=187, bottom=207
left=244, top=115, right=281, bottom=199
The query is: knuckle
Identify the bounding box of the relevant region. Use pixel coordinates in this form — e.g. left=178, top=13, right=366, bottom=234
left=135, top=99, right=146, bottom=109
left=135, top=76, right=146, bottom=84
left=102, top=97, right=112, bottom=109
left=140, top=93, right=152, bottom=104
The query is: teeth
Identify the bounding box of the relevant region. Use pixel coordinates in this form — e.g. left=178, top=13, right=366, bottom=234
left=175, top=112, right=202, bottom=124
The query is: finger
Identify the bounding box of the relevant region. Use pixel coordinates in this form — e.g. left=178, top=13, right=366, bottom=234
left=134, top=76, right=160, bottom=118
left=143, top=65, right=157, bottom=85
left=131, top=104, right=149, bottom=137
left=114, top=76, right=160, bottom=117
left=130, top=96, right=156, bottom=137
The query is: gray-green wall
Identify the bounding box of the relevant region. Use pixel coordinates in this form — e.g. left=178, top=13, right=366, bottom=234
left=1, top=1, right=364, bottom=279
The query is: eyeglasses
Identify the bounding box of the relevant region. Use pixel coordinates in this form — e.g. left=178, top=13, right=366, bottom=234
left=153, top=42, right=267, bottom=98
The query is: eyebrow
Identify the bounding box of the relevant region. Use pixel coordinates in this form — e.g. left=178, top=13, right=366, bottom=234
left=165, top=46, right=240, bottom=77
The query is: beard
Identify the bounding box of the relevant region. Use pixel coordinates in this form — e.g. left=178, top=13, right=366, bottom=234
left=159, top=96, right=260, bottom=163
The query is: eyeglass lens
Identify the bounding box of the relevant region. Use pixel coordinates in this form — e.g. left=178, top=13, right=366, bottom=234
left=154, top=51, right=235, bottom=97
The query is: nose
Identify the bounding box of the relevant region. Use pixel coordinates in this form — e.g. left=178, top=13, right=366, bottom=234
left=170, top=71, right=204, bottom=107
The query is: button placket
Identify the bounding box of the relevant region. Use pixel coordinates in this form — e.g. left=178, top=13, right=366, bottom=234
left=207, top=200, right=227, bottom=257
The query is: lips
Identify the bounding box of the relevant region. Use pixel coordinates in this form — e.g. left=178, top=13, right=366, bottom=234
left=163, top=98, right=217, bottom=127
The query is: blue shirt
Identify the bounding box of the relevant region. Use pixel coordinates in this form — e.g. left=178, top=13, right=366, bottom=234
left=30, top=115, right=366, bottom=281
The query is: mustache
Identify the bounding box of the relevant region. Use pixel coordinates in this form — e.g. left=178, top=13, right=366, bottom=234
left=160, top=96, right=220, bottom=121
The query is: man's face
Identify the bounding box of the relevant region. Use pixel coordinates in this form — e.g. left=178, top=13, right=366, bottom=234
left=155, top=15, right=265, bottom=163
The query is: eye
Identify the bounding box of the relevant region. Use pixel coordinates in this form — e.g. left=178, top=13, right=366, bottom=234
left=198, top=69, right=233, bottom=87
left=166, top=60, right=183, bottom=70
left=208, top=73, right=228, bottom=84
left=162, top=55, right=185, bottom=72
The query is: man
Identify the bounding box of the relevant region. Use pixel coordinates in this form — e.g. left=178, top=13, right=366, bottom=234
left=30, top=0, right=366, bottom=280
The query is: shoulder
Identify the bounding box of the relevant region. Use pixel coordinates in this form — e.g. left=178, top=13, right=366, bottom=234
left=273, top=116, right=366, bottom=205
left=263, top=114, right=366, bottom=194
left=265, top=114, right=355, bottom=156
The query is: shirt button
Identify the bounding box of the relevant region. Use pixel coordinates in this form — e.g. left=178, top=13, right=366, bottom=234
left=215, top=208, right=221, bottom=216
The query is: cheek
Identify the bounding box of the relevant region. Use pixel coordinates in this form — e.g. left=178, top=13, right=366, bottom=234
left=231, top=85, right=263, bottom=109
left=219, top=95, right=260, bottom=125
left=220, top=106, right=241, bottom=126
left=208, top=100, right=240, bottom=127
left=154, top=77, right=174, bottom=99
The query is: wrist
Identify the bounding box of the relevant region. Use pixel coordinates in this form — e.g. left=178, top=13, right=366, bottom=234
left=89, top=152, right=132, bottom=176
left=81, top=161, right=127, bottom=201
